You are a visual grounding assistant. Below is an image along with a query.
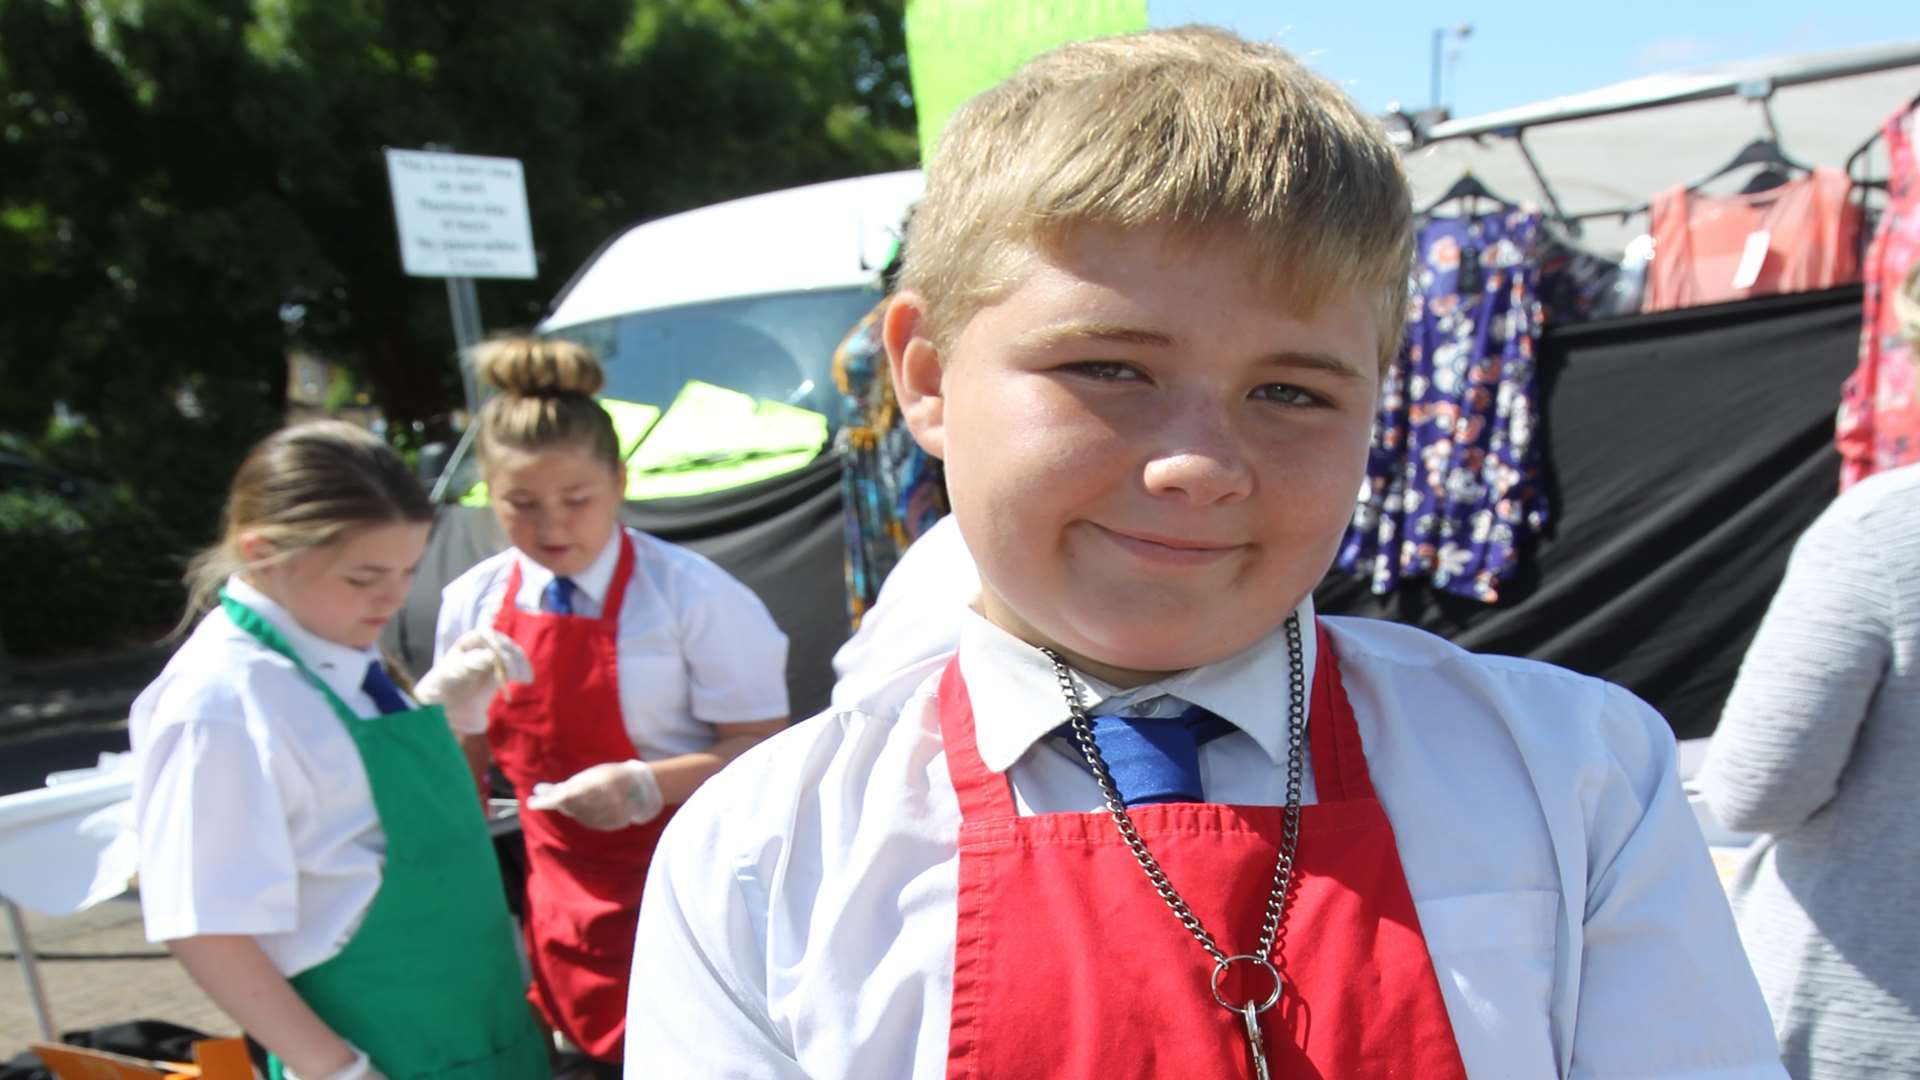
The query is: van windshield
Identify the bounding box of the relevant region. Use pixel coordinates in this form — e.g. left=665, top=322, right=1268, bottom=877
left=548, top=285, right=884, bottom=434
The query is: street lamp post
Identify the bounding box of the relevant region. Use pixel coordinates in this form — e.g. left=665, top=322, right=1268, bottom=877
left=1430, top=23, right=1473, bottom=113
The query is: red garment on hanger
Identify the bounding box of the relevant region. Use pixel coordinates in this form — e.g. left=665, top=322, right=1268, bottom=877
left=1644, top=167, right=1861, bottom=313
left=1837, top=103, right=1920, bottom=490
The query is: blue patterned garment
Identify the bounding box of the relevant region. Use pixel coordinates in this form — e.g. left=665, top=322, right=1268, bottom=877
left=1338, top=210, right=1550, bottom=603
left=832, top=300, right=948, bottom=626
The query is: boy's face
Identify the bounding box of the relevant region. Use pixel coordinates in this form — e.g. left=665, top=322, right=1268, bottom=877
left=888, top=224, right=1381, bottom=687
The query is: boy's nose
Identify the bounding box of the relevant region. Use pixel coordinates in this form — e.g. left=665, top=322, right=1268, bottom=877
left=1141, top=415, right=1254, bottom=505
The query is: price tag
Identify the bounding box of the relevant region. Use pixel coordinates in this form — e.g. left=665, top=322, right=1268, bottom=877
left=1731, top=230, right=1771, bottom=290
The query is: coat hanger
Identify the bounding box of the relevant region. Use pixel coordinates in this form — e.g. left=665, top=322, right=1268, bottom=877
left=1845, top=89, right=1919, bottom=191
left=1418, top=171, right=1518, bottom=217
left=1684, top=136, right=1811, bottom=192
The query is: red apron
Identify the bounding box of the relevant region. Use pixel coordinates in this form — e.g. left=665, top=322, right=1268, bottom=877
left=488, top=533, right=670, bottom=1063
left=940, top=621, right=1471, bottom=1079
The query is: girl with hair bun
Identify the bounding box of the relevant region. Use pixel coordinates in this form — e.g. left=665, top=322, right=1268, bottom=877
left=432, top=335, right=790, bottom=1073
left=129, top=420, right=547, bottom=1080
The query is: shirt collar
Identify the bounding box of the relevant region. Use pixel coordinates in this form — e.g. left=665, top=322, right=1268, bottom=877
left=516, top=526, right=623, bottom=610
left=957, top=595, right=1318, bottom=774
left=224, top=574, right=384, bottom=702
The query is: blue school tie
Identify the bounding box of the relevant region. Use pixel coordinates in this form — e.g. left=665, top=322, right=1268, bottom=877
left=541, top=576, right=577, bottom=615
left=362, top=660, right=411, bottom=715
left=1060, top=703, right=1235, bottom=805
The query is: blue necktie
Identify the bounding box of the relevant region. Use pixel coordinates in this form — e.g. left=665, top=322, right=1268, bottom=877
left=362, top=660, right=411, bottom=715
left=541, top=576, right=577, bottom=615
left=1059, top=703, right=1234, bottom=805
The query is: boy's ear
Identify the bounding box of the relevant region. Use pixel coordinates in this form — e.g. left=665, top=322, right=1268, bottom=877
left=883, top=291, right=947, bottom=460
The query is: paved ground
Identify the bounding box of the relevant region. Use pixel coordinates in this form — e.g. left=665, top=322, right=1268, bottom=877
left=1, top=895, right=237, bottom=1057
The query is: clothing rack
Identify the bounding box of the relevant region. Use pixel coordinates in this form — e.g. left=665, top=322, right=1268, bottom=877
left=1404, top=45, right=1920, bottom=230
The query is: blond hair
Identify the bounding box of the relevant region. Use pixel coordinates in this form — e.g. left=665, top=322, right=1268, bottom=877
left=180, top=420, right=432, bottom=632
left=901, top=25, right=1413, bottom=369
left=472, top=336, right=620, bottom=475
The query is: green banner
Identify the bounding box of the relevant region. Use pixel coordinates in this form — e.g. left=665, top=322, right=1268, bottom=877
left=905, top=0, right=1149, bottom=159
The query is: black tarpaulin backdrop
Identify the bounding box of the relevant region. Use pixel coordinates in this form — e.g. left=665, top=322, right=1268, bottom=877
left=393, top=286, right=1862, bottom=735
left=1315, top=285, right=1863, bottom=738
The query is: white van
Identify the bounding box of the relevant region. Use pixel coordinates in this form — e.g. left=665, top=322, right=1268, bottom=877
left=434, top=169, right=924, bottom=500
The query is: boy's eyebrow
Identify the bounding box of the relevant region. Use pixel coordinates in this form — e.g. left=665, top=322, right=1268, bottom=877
left=1256, top=351, right=1370, bottom=381
left=1014, top=322, right=1178, bottom=350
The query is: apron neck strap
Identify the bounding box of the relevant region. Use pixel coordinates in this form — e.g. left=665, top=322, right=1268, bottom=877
left=599, top=529, right=636, bottom=619
left=499, top=529, right=637, bottom=624
left=936, top=659, right=1015, bottom=821
left=1307, top=621, right=1374, bottom=804
left=219, top=588, right=363, bottom=725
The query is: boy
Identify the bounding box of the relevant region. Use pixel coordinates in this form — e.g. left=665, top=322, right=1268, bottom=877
left=627, top=26, right=1785, bottom=1079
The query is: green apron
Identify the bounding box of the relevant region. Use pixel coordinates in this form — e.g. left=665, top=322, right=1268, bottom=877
left=221, top=593, right=548, bottom=1079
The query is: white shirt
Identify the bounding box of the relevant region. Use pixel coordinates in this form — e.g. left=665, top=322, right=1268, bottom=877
left=130, top=576, right=403, bottom=976
left=436, top=526, right=791, bottom=760
left=630, top=601, right=1786, bottom=1079
left=830, top=515, right=976, bottom=716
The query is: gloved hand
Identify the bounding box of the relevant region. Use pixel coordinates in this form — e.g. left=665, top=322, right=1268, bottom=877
left=284, top=1045, right=386, bottom=1080
left=525, top=760, right=664, bottom=830
left=413, top=629, right=532, bottom=734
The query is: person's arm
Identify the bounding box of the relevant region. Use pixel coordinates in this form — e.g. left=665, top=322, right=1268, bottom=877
left=647, top=717, right=788, bottom=805
left=529, top=718, right=786, bottom=829
left=1569, top=684, right=1788, bottom=1078
left=168, top=935, right=382, bottom=1080
left=655, top=551, right=792, bottom=805
left=1698, top=503, right=1890, bottom=834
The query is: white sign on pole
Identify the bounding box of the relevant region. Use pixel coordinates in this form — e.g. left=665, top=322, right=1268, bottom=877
left=384, top=148, right=537, bottom=279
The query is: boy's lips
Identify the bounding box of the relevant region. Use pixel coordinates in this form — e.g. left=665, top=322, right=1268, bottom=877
left=1090, top=523, right=1244, bottom=566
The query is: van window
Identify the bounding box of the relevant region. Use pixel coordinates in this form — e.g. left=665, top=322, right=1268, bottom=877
left=549, top=285, right=884, bottom=434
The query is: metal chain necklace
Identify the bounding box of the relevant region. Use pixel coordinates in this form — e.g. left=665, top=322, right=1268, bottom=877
left=1039, top=612, right=1306, bottom=1080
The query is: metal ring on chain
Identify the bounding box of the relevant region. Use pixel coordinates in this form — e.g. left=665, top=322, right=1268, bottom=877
left=1040, top=612, right=1308, bottom=990
left=1210, top=953, right=1284, bottom=1014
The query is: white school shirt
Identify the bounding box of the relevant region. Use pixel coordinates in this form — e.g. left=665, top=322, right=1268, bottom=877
left=435, top=526, right=790, bottom=761
left=130, top=576, right=402, bottom=977
left=630, top=600, right=1786, bottom=1079
left=829, top=514, right=976, bottom=716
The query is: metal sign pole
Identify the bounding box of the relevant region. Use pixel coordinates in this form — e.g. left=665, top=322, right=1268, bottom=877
left=445, top=275, right=485, bottom=413
left=6, top=897, right=57, bottom=1041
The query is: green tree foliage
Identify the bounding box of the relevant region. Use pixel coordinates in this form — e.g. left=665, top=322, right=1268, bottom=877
left=0, top=0, right=915, bottom=652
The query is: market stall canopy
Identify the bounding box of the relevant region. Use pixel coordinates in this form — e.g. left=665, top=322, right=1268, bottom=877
left=1400, top=42, right=1920, bottom=254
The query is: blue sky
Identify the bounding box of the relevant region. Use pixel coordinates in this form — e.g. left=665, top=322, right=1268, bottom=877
left=1149, top=1, right=1916, bottom=117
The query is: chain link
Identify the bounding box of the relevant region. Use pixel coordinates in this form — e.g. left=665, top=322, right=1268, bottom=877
left=1042, top=613, right=1307, bottom=975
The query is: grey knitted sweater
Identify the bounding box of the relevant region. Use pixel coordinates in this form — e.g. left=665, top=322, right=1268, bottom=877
left=1699, top=463, right=1920, bottom=1080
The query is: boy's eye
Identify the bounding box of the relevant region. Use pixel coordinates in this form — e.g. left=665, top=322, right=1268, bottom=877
left=1252, top=383, right=1324, bottom=407
left=1063, top=360, right=1143, bottom=382
left=345, top=576, right=378, bottom=589
left=564, top=496, right=593, bottom=508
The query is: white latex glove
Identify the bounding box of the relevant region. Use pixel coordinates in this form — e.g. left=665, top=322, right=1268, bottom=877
left=414, top=629, right=532, bottom=734
left=284, top=1046, right=386, bottom=1080
left=525, top=760, right=664, bottom=830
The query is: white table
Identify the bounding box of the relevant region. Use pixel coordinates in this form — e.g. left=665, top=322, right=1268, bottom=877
left=0, top=758, right=139, bottom=1040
